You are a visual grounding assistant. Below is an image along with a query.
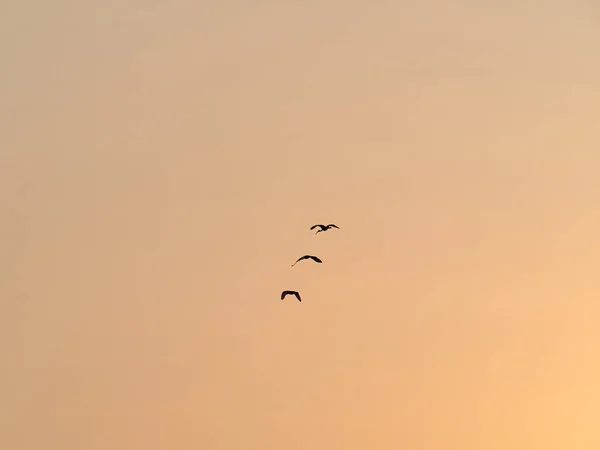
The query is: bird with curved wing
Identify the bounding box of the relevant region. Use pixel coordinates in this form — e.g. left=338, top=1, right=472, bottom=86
left=309, top=223, right=340, bottom=234
left=281, top=290, right=302, bottom=302
left=291, top=255, right=323, bottom=266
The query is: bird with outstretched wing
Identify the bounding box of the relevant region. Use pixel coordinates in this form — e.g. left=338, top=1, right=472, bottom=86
left=281, top=290, right=302, bottom=302
left=291, top=255, right=323, bottom=266
left=309, top=223, right=340, bottom=234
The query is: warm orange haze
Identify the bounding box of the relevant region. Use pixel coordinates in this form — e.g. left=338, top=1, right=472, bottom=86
left=2, top=1, right=600, bottom=449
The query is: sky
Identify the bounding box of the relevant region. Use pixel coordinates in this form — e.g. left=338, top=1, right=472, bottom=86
left=2, top=1, right=600, bottom=449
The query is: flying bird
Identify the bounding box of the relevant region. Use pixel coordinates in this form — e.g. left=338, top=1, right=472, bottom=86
left=281, top=290, right=302, bottom=302
left=310, top=223, right=340, bottom=234
left=291, top=255, right=323, bottom=266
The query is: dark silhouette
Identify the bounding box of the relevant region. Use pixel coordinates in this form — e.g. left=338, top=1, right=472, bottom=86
left=291, top=255, right=323, bottom=266
left=310, top=223, right=340, bottom=234
left=281, top=290, right=302, bottom=302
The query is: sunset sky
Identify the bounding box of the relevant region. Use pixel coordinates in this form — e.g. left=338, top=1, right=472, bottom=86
left=2, top=1, right=600, bottom=449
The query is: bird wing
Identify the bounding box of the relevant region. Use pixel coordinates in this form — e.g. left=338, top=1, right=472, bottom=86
left=292, top=256, right=307, bottom=266
left=293, top=292, right=302, bottom=302
left=310, top=256, right=323, bottom=263
left=310, top=224, right=325, bottom=230
left=327, top=224, right=340, bottom=229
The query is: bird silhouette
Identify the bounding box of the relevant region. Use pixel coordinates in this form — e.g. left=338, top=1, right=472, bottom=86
left=310, top=223, right=340, bottom=234
left=291, top=255, right=323, bottom=266
left=281, top=290, right=302, bottom=302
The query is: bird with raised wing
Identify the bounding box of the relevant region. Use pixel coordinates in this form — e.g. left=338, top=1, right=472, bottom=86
left=291, top=255, right=323, bottom=266
left=281, top=290, right=302, bottom=302
left=310, top=223, right=340, bottom=234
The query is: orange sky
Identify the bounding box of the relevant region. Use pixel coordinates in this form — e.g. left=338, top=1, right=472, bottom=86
left=2, top=1, right=600, bottom=449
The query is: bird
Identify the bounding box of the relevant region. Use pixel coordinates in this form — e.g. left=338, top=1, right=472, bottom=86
left=281, top=290, right=302, bottom=302
left=291, top=255, right=323, bottom=266
left=310, top=223, right=340, bottom=234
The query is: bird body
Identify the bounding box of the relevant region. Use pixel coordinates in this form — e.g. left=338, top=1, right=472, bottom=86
left=310, top=223, right=340, bottom=234
left=281, top=290, right=302, bottom=302
left=292, top=255, right=323, bottom=266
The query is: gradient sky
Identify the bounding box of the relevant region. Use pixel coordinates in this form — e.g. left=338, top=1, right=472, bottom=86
left=2, top=1, right=600, bottom=449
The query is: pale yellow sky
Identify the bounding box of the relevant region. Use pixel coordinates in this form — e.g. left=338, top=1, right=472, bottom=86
left=2, top=1, right=600, bottom=449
